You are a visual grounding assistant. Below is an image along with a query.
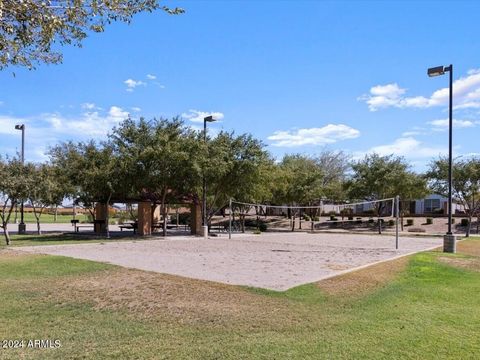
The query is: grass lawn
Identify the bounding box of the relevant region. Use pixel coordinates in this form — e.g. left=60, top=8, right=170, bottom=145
left=1, top=240, right=480, bottom=359
left=0, top=234, right=138, bottom=248
left=13, top=212, right=90, bottom=224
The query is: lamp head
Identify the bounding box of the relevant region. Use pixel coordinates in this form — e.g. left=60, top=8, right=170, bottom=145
left=204, top=115, right=216, bottom=123
left=428, top=66, right=446, bottom=77
left=15, top=124, right=24, bottom=130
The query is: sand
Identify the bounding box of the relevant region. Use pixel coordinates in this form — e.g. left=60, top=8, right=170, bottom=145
left=16, top=232, right=442, bottom=290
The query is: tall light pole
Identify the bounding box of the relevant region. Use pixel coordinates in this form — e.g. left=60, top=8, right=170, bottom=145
left=428, top=64, right=455, bottom=253
left=14, top=124, right=26, bottom=235
left=203, top=115, right=217, bottom=238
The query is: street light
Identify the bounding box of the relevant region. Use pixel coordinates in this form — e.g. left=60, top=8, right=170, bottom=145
left=203, top=115, right=216, bottom=238
left=14, top=124, right=26, bottom=235
left=428, top=64, right=455, bottom=253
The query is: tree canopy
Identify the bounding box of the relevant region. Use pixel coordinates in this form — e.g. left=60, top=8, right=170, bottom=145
left=0, top=1, right=184, bottom=69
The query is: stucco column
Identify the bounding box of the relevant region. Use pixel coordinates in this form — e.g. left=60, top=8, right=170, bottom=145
left=138, top=201, right=152, bottom=236
left=190, top=203, right=203, bottom=236
left=94, top=202, right=108, bottom=234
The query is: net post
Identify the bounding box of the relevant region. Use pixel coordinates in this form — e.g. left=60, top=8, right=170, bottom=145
left=395, top=195, right=400, bottom=249
left=228, top=198, right=232, bottom=240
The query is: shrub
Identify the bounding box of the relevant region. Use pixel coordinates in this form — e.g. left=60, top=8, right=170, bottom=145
left=303, top=214, right=311, bottom=221
left=348, top=216, right=354, bottom=221
left=330, top=215, right=336, bottom=221
left=406, top=219, right=414, bottom=226
left=408, top=227, right=426, bottom=233
left=461, top=218, right=469, bottom=227
left=253, top=229, right=261, bottom=235
left=368, top=219, right=374, bottom=224
left=312, top=216, right=320, bottom=221
left=388, top=219, right=395, bottom=226
left=177, top=213, right=190, bottom=225
left=426, top=218, right=433, bottom=225
left=258, top=222, right=268, bottom=232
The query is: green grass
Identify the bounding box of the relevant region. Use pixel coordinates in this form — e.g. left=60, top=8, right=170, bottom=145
left=14, top=213, right=90, bottom=224
left=1, top=241, right=480, bottom=358
left=0, top=234, right=139, bottom=249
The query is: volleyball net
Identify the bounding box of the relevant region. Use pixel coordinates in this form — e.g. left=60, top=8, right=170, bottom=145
left=226, top=197, right=400, bottom=248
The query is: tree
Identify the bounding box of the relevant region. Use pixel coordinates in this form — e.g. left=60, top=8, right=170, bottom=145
left=25, top=163, right=66, bottom=234
left=202, top=131, right=272, bottom=227
left=0, top=157, right=29, bottom=245
left=110, top=117, right=201, bottom=236
left=314, top=150, right=350, bottom=201
left=347, top=154, right=426, bottom=234
left=49, top=140, right=119, bottom=237
left=0, top=1, right=184, bottom=69
left=271, top=154, right=324, bottom=230
left=427, top=157, right=480, bottom=237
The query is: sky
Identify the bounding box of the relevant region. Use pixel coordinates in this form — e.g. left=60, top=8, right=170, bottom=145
left=1, top=0, right=479, bottom=172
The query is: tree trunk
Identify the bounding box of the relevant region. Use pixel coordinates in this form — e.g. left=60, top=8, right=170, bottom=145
left=3, top=224, right=11, bottom=245
left=54, top=205, right=58, bottom=222
left=36, top=220, right=41, bottom=235
left=291, top=215, right=296, bottom=231
left=466, top=214, right=472, bottom=237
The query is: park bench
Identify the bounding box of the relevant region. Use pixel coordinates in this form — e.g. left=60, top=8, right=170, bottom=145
left=209, top=225, right=227, bottom=232
left=119, top=222, right=138, bottom=234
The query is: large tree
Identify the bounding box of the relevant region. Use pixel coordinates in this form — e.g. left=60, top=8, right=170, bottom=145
left=0, top=157, right=29, bottom=244
left=110, top=117, right=201, bottom=236
left=48, top=140, right=119, bottom=236
left=271, top=154, right=325, bottom=230
left=0, top=1, right=184, bottom=69
left=347, top=154, right=427, bottom=234
left=203, top=131, right=272, bottom=224
left=427, top=157, right=480, bottom=236
left=25, top=163, right=66, bottom=234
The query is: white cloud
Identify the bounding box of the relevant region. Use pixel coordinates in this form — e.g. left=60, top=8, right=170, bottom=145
left=146, top=74, right=156, bottom=80
left=428, top=118, right=476, bottom=130
left=81, top=102, right=96, bottom=110
left=268, top=124, right=360, bottom=147
left=45, top=106, right=130, bottom=137
left=358, top=137, right=447, bottom=159
left=360, top=69, right=480, bottom=111
left=181, top=109, right=225, bottom=123
left=0, top=115, right=25, bottom=135
left=131, top=107, right=141, bottom=112
left=124, top=78, right=146, bottom=92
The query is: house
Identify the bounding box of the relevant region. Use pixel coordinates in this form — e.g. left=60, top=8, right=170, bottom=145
left=408, top=194, right=465, bottom=215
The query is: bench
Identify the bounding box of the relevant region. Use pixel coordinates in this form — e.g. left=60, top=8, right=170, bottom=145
left=209, top=225, right=227, bottom=232
left=119, top=222, right=138, bottom=234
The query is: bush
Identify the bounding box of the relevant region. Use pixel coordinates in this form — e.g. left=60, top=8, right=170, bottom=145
left=408, top=227, right=426, bottom=233
left=426, top=218, right=433, bottom=225
left=303, top=214, right=311, bottom=221
left=388, top=219, right=395, bottom=226
left=368, top=219, right=374, bottom=224
left=406, top=219, right=414, bottom=226
left=253, top=229, right=261, bottom=235
left=461, top=218, right=469, bottom=227
left=258, top=222, right=268, bottom=232
left=348, top=216, right=354, bottom=221
left=312, top=216, right=319, bottom=221
left=177, top=213, right=190, bottom=225
left=330, top=215, right=336, bottom=221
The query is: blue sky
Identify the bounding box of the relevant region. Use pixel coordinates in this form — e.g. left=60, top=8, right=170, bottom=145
left=1, top=0, right=479, bottom=171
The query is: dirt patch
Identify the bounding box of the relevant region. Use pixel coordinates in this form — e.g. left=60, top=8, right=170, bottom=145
left=43, top=267, right=299, bottom=328
left=438, top=256, right=480, bottom=272
left=457, top=240, right=480, bottom=257
left=316, top=256, right=410, bottom=297
left=0, top=249, right=32, bottom=260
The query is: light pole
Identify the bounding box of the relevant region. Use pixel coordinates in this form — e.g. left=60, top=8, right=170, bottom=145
left=14, top=124, right=26, bottom=235
left=202, top=115, right=216, bottom=238
left=428, top=64, right=455, bottom=253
